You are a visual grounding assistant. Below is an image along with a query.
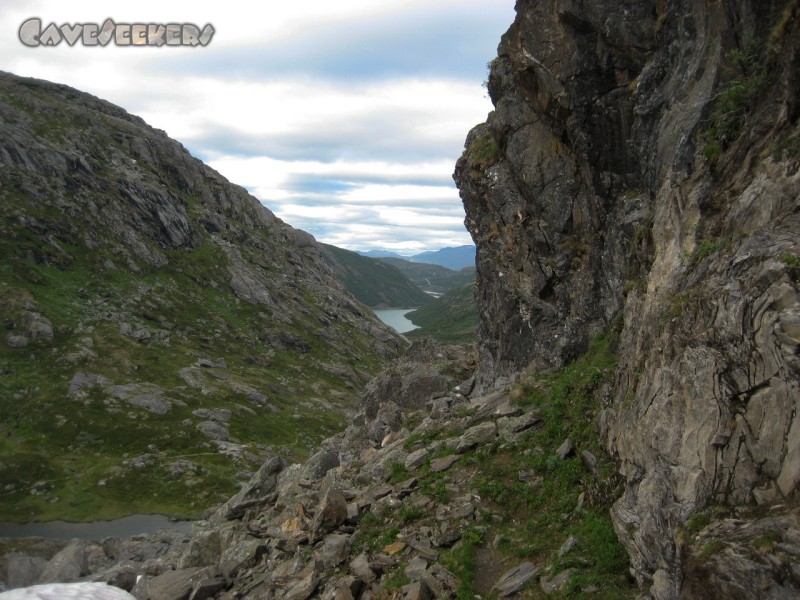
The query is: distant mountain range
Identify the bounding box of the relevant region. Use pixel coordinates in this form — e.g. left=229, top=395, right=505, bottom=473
left=357, top=245, right=475, bottom=270
left=358, top=249, right=406, bottom=260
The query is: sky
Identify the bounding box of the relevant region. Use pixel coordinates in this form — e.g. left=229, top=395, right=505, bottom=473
left=0, top=0, right=516, bottom=255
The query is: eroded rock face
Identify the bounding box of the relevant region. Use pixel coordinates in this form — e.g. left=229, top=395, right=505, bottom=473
left=454, top=1, right=800, bottom=597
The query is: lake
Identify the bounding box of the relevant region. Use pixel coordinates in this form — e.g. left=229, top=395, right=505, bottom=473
left=373, top=308, right=419, bottom=333
left=0, top=514, right=194, bottom=540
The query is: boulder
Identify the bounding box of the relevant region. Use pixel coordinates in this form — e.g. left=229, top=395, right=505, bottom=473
left=349, top=553, right=377, bottom=584
left=38, top=542, right=89, bottom=583
left=136, top=567, right=210, bottom=600
left=315, top=534, right=351, bottom=569
left=492, top=562, right=538, bottom=597
left=455, top=422, right=497, bottom=453
left=540, top=568, right=576, bottom=594
left=301, top=448, right=340, bottom=480
left=405, top=448, right=429, bottom=470
left=5, top=554, right=47, bottom=588
left=429, top=455, right=460, bottom=473
left=311, top=488, right=348, bottom=540
left=219, top=456, right=284, bottom=520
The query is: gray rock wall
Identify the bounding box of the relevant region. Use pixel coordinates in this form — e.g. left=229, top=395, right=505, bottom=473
left=455, top=1, right=800, bottom=597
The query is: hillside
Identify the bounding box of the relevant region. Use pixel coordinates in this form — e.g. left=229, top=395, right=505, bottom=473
left=377, top=257, right=475, bottom=296
left=0, top=72, right=404, bottom=522
left=319, top=244, right=433, bottom=308
left=406, top=283, right=478, bottom=344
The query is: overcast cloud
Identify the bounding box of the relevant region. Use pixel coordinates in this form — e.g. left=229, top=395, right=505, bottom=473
left=0, top=0, right=515, bottom=254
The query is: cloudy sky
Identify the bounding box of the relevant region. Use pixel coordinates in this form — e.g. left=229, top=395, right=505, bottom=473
left=1, top=0, right=515, bottom=254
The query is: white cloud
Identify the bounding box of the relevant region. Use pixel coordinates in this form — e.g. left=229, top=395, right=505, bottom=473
left=0, top=0, right=516, bottom=252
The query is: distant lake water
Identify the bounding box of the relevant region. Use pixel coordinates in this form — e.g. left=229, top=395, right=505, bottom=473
left=373, top=309, right=419, bottom=334
left=0, top=514, right=193, bottom=540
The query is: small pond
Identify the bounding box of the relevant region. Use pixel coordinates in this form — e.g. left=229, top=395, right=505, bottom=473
left=0, top=514, right=193, bottom=540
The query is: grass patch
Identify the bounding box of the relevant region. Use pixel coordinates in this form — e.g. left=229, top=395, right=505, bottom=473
left=377, top=568, right=410, bottom=597
left=441, top=526, right=485, bottom=600
left=702, top=40, right=768, bottom=153
left=387, top=461, right=410, bottom=484
left=779, top=252, right=800, bottom=269
left=694, top=236, right=733, bottom=262
left=659, top=291, right=698, bottom=330
left=462, top=325, right=637, bottom=598
left=466, top=130, right=501, bottom=180
left=516, top=328, right=619, bottom=449
left=406, top=283, right=478, bottom=344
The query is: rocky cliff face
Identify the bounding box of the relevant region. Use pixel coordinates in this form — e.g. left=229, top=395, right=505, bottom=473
left=0, top=71, right=404, bottom=521
left=455, top=1, right=800, bottom=598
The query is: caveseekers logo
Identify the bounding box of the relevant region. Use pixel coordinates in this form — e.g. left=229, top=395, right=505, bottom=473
left=19, top=18, right=215, bottom=47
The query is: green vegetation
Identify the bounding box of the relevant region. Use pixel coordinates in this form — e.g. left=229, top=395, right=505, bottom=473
left=441, top=526, right=485, bottom=600
left=388, top=461, right=410, bottom=484
left=0, top=227, right=361, bottom=521
left=779, top=252, right=800, bottom=268
left=406, top=283, right=478, bottom=344
left=515, top=328, right=619, bottom=448
left=703, top=40, right=768, bottom=154
left=470, top=328, right=634, bottom=598
left=466, top=130, right=501, bottom=178
left=319, top=243, right=433, bottom=308
left=660, top=291, right=698, bottom=329
left=690, top=236, right=733, bottom=265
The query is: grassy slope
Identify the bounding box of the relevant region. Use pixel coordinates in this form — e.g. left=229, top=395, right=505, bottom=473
left=0, top=224, right=373, bottom=521
left=406, top=283, right=478, bottom=344
left=319, top=244, right=433, bottom=308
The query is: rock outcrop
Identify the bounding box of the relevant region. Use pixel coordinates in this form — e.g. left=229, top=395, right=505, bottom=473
left=454, top=0, right=800, bottom=597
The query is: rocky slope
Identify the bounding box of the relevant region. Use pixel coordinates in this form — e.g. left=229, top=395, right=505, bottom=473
left=454, top=0, right=800, bottom=598
left=0, top=71, right=404, bottom=522
left=1, top=337, right=641, bottom=599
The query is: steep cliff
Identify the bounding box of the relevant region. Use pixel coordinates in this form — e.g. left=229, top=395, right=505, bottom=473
left=455, top=1, right=800, bottom=597
left=0, top=71, right=404, bottom=521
